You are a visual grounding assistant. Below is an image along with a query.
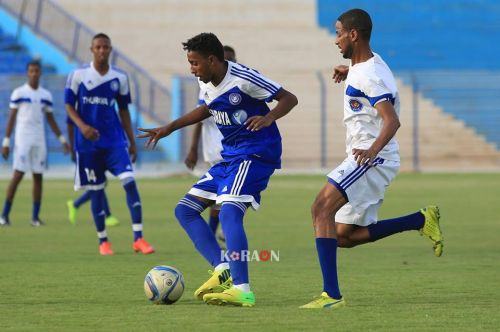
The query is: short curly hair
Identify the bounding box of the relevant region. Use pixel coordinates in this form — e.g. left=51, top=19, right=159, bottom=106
left=182, top=33, right=224, bottom=61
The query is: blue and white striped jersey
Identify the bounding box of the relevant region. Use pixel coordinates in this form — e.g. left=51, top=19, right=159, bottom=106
left=198, top=61, right=283, bottom=168
left=64, top=62, right=131, bottom=152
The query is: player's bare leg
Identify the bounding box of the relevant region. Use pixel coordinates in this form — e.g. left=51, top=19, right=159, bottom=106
left=6, top=170, right=24, bottom=202
left=1, top=170, right=24, bottom=226
left=30, top=173, right=44, bottom=226
left=336, top=224, right=371, bottom=248
left=301, top=183, right=346, bottom=309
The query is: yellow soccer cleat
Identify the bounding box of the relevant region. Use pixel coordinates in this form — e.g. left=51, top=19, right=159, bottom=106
left=66, top=200, right=77, bottom=225
left=104, top=215, right=120, bottom=227
left=194, top=269, right=232, bottom=300
left=203, top=286, right=255, bottom=307
left=419, top=205, right=444, bottom=257
left=300, top=292, right=346, bottom=309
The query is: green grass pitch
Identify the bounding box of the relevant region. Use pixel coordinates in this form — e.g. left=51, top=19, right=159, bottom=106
left=0, top=173, right=499, bottom=331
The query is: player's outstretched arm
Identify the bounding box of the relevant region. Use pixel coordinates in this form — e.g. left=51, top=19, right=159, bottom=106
left=352, top=100, right=400, bottom=165
left=332, top=65, right=349, bottom=83
left=65, top=104, right=100, bottom=141
left=46, top=112, right=70, bottom=154
left=137, top=104, right=211, bottom=149
left=245, top=88, right=298, bottom=132
left=1, top=108, right=17, bottom=160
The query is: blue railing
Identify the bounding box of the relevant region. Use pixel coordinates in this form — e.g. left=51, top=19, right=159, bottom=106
left=0, top=0, right=170, bottom=124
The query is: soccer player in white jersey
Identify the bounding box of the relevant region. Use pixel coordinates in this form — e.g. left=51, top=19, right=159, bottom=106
left=65, top=33, right=154, bottom=255
left=1, top=61, right=70, bottom=227
left=185, top=45, right=237, bottom=245
left=300, top=9, right=444, bottom=309
left=139, top=33, right=298, bottom=307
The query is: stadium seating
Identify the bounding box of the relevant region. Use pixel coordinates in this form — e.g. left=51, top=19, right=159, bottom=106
left=317, top=0, right=500, bottom=149
left=22, top=0, right=500, bottom=170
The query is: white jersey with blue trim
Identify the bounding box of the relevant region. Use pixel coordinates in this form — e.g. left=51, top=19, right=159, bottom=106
left=343, top=53, right=400, bottom=162
left=64, top=62, right=131, bottom=152
left=9, top=83, right=53, bottom=146
left=198, top=61, right=283, bottom=167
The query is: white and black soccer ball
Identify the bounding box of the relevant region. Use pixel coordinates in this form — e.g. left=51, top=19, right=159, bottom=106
left=144, top=265, right=184, bottom=304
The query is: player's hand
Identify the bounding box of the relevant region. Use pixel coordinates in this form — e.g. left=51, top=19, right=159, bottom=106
left=129, top=144, right=137, bottom=163
left=333, top=65, right=349, bottom=83
left=137, top=126, right=171, bottom=149
left=81, top=124, right=100, bottom=141
left=62, top=142, right=70, bottom=154
left=352, top=148, right=378, bottom=166
left=184, top=149, right=198, bottom=170
left=245, top=115, right=274, bottom=132
left=1, top=146, right=9, bottom=160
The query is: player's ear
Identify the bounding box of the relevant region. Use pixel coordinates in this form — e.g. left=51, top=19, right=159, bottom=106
left=349, top=29, right=359, bottom=42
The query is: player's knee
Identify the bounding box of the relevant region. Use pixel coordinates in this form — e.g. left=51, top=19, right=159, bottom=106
left=120, top=176, right=135, bottom=186
left=337, top=236, right=355, bottom=248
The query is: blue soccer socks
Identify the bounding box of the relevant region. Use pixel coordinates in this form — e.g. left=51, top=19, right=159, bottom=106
left=123, top=181, right=142, bottom=240
left=90, top=189, right=107, bottom=243
left=367, top=211, right=425, bottom=242
left=219, top=201, right=249, bottom=286
left=175, top=195, right=223, bottom=267
left=315, top=238, right=342, bottom=299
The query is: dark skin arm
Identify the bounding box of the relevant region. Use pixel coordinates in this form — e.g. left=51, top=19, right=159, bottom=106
left=185, top=122, right=202, bottom=170
left=118, top=107, right=137, bottom=163
left=46, top=112, right=70, bottom=153
left=245, top=88, right=298, bottom=131
left=1, top=108, right=17, bottom=160
left=67, top=122, right=75, bottom=162
left=65, top=104, right=100, bottom=141
left=137, top=104, right=211, bottom=148
left=352, top=100, right=401, bottom=165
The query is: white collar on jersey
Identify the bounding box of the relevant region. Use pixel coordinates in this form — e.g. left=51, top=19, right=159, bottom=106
left=23, top=82, right=41, bottom=92
left=206, top=60, right=232, bottom=90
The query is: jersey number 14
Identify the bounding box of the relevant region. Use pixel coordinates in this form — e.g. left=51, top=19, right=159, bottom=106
left=84, top=168, right=97, bottom=182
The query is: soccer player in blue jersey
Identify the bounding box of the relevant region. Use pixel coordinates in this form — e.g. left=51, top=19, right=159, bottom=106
left=300, top=9, right=443, bottom=309
left=65, top=33, right=154, bottom=256
left=184, top=45, right=237, bottom=247
left=139, top=33, right=298, bottom=307
left=65, top=117, right=119, bottom=227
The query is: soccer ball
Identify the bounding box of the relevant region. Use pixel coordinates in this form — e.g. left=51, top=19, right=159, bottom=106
left=144, top=265, right=184, bottom=304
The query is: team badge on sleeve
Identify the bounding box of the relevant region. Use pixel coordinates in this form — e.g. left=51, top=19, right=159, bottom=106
left=349, top=99, right=363, bottom=112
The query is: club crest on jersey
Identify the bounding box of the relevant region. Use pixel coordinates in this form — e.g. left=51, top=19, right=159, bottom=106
left=232, top=110, right=248, bottom=125
left=229, top=93, right=242, bottom=105
left=349, top=99, right=363, bottom=112
left=110, top=80, right=119, bottom=92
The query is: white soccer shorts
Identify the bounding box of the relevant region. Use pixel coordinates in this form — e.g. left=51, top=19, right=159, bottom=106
left=13, top=143, right=47, bottom=174
left=327, top=155, right=399, bottom=226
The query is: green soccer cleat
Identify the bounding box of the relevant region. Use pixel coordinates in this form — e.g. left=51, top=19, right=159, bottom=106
left=300, top=292, right=346, bottom=309
left=194, top=269, right=232, bottom=300
left=419, top=205, right=444, bottom=257
left=66, top=200, right=77, bottom=225
left=203, top=286, right=255, bottom=307
left=105, top=215, right=120, bottom=227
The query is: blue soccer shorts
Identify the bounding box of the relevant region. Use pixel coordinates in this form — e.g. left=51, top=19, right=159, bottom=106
left=74, top=147, right=134, bottom=190
left=188, top=158, right=276, bottom=210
